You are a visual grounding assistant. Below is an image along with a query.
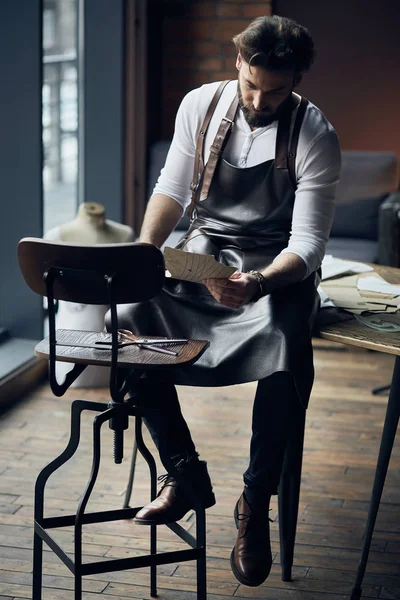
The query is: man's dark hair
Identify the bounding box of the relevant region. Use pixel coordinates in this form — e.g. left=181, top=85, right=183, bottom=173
left=233, top=15, right=315, bottom=74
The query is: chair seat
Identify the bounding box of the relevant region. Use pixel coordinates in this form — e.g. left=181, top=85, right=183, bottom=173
left=35, top=329, right=209, bottom=369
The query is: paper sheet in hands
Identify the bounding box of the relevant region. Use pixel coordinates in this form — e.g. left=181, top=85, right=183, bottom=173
left=163, top=247, right=237, bottom=282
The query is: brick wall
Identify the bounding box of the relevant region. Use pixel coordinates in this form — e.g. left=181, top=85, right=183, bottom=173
left=159, top=0, right=272, bottom=138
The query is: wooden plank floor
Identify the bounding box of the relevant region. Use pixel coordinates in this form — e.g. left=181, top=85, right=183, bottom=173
left=0, top=340, right=399, bottom=599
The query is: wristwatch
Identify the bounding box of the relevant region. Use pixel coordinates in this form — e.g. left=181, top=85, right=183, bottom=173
left=247, top=270, right=267, bottom=301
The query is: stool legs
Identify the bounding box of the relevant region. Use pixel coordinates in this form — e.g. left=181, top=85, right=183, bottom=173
left=195, top=506, right=207, bottom=600
left=74, top=406, right=116, bottom=599
left=32, top=399, right=107, bottom=599
left=278, top=405, right=306, bottom=582
left=157, top=433, right=207, bottom=600
left=32, top=528, right=43, bottom=598
left=123, top=436, right=138, bottom=508
left=134, top=415, right=158, bottom=597
left=32, top=398, right=207, bottom=599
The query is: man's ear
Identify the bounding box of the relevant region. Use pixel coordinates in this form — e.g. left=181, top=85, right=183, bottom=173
left=236, top=54, right=242, bottom=71
left=293, top=73, right=303, bottom=88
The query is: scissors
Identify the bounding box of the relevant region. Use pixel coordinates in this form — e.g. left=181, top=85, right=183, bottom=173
left=95, top=329, right=188, bottom=356
left=56, top=329, right=188, bottom=356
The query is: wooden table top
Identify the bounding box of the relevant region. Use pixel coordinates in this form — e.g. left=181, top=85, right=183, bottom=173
left=35, top=329, right=209, bottom=370
left=319, top=263, right=400, bottom=356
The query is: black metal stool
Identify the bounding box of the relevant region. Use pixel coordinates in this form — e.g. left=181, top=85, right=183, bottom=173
left=18, top=238, right=210, bottom=600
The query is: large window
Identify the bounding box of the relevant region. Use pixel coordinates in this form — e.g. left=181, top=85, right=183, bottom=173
left=43, top=0, right=79, bottom=234
left=0, top=0, right=126, bottom=396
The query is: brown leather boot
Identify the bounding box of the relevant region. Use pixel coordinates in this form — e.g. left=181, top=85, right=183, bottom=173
left=230, top=492, right=272, bottom=586
left=134, top=459, right=215, bottom=525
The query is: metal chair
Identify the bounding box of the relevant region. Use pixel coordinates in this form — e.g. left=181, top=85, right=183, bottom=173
left=18, top=237, right=209, bottom=600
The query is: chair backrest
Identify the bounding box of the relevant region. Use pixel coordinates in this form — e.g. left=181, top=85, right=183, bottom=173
left=18, top=238, right=165, bottom=305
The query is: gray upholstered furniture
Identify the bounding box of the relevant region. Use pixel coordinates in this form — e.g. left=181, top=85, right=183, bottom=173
left=148, top=142, right=400, bottom=266
left=328, top=151, right=400, bottom=265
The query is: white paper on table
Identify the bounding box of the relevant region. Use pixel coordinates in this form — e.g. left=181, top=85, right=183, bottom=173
left=360, top=291, right=397, bottom=300
left=163, top=247, right=237, bottom=282
left=319, top=282, right=369, bottom=310
left=357, top=275, right=400, bottom=296
left=321, top=255, right=374, bottom=281
left=317, top=286, right=335, bottom=308
left=322, top=274, right=397, bottom=308
left=365, top=304, right=399, bottom=313
left=319, top=282, right=393, bottom=314
left=322, top=274, right=360, bottom=288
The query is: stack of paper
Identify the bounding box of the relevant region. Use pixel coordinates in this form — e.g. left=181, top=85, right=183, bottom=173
left=321, top=255, right=374, bottom=280
left=320, top=269, right=400, bottom=315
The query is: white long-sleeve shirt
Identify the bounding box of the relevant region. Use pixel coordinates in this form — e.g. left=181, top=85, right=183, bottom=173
left=153, top=80, right=341, bottom=279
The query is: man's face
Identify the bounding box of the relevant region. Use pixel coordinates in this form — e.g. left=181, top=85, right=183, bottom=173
left=236, top=54, right=301, bottom=128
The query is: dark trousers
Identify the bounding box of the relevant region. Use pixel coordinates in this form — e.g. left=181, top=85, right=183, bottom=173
left=134, top=371, right=301, bottom=494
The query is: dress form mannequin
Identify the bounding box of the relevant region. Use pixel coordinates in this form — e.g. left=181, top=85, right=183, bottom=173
left=45, top=203, right=135, bottom=387
left=58, top=202, right=134, bottom=244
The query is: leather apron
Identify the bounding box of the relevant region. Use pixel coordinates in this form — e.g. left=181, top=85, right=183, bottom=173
left=114, top=94, right=320, bottom=407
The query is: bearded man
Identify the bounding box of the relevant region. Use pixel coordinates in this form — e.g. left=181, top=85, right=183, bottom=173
left=111, top=15, right=341, bottom=587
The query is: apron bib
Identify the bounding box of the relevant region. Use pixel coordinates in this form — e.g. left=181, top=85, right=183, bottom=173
left=113, top=94, right=319, bottom=406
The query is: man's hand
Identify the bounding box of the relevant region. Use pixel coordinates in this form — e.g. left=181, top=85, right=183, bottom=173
left=203, top=272, right=260, bottom=309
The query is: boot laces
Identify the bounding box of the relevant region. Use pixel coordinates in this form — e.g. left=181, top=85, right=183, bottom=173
left=157, top=473, right=176, bottom=490
left=157, top=457, right=187, bottom=491
left=237, top=508, right=273, bottom=538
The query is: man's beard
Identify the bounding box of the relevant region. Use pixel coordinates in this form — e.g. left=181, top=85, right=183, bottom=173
left=237, top=82, right=291, bottom=128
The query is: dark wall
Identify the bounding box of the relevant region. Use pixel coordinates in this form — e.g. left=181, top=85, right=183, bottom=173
left=276, top=0, right=400, bottom=154
left=148, top=0, right=272, bottom=140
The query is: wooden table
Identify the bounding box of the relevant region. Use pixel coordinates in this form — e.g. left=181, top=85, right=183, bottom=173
left=318, top=264, right=400, bottom=600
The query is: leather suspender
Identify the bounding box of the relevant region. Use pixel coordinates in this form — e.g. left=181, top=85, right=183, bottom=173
left=287, top=97, right=308, bottom=187
left=188, top=80, right=231, bottom=217
left=275, top=99, right=294, bottom=171
left=276, top=95, right=308, bottom=188
left=198, top=95, right=239, bottom=202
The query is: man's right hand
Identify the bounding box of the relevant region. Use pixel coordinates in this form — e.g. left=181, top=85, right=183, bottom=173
left=203, top=272, right=260, bottom=308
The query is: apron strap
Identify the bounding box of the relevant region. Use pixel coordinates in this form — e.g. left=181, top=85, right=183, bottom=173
left=188, top=80, right=231, bottom=217
left=288, top=97, right=308, bottom=187
left=275, top=95, right=309, bottom=189
left=198, top=95, right=239, bottom=202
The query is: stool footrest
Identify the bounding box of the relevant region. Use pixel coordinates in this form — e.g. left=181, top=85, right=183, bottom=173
left=40, top=506, right=140, bottom=528
left=83, top=548, right=202, bottom=576
left=40, top=510, right=199, bottom=552
left=36, top=510, right=203, bottom=576
left=35, top=522, right=75, bottom=573
left=35, top=519, right=202, bottom=576
left=167, top=521, right=197, bottom=549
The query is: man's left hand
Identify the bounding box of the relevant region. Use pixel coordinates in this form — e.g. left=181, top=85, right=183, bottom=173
left=203, top=272, right=260, bottom=309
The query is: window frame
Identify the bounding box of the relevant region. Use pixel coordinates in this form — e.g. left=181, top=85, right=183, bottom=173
left=0, top=0, right=126, bottom=403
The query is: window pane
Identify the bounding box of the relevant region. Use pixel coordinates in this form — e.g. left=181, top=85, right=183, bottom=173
left=42, top=0, right=79, bottom=235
